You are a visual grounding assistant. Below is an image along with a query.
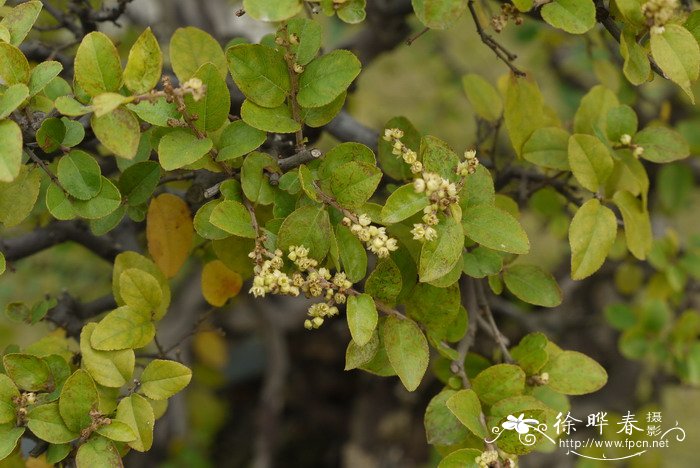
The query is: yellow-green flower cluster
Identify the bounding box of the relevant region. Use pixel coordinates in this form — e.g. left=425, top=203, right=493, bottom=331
left=303, top=271, right=353, bottom=330
left=342, top=214, right=398, bottom=258
left=249, top=248, right=300, bottom=298
left=383, top=128, right=423, bottom=174
left=457, top=149, right=479, bottom=176
left=476, top=450, right=499, bottom=468
left=642, top=0, right=678, bottom=33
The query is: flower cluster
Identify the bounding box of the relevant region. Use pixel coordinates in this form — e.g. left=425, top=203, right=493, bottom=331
left=491, top=3, right=523, bottom=33
left=476, top=450, right=500, bottom=468
left=383, top=128, right=423, bottom=174
left=618, top=134, right=645, bottom=157
left=181, top=77, right=206, bottom=101
left=248, top=244, right=355, bottom=330
left=248, top=248, right=300, bottom=298
left=342, top=214, right=398, bottom=258
left=457, top=149, right=479, bottom=176
left=642, top=0, right=678, bottom=34
left=410, top=172, right=459, bottom=241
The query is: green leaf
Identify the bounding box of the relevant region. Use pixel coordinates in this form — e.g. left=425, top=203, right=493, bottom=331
left=0, top=0, right=41, bottom=46
left=540, top=0, right=595, bottom=34
left=116, top=394, right=154, bottom=452
left=55, top=96, right=92, bottom=116
left=297, top=50, right=361, bottom=108
left=0, top=42, right=30, bottom=85
left=209, top=200, right=257, bottom=238
left=243, top=0, right=303, bottom=22
left=227, top=44, right=290, bottom=108
left=620, top=27, right=651, bottom=86
left=377, top=116, right=420, bottom=180
left=472, top=364, right=526, bottom=405
left=71, top=177, right=122, bottom=220
left=421, top=136, right=460, bottom=182
left=569, top=199, right=617, bottom=280
left=613, top=190, right=651, bottom=260
left=503, top=264, right=562, bottom=307
left=406, top=282, right=460, bottom=339
left=185, top=62, right=230, bottom=132
left=58, top=369, right=98, bottom=432
left=241, top=152, right=277, bottom=205
left=336, top=225, right=367, bottom=283
left=462, top=204, right=529, bottom=254
left=194, top=201, right=230, bottom=240
left=411, top=0, right=468, bottom=29
left=0, top=83, right=28, bottom=119
left=329, top=161, right=382, bottom=209
left=424, top=389, right=470, bottom=445
left=140, top=359, right=192, bottom=400
left=74, top=32, right=123, bottom=97
left=633, top=126, right=689, bottom=163
left=120, top=268, right=163, bottom=313
left=45, top=184, right=75, bottom=220
left=0, top=374, right=18, bottom=424
left=118, top=161, right=160, bottom=206
left=337, top=0, right=366, bottom=23
left=57, top=150, right=102, bottom=200
left=27, top=403, right=78, bottom=444
left=446, top=389, right=488, bottom=439
left=543, top=350, right=607, bottom=395
left=217, top=120, right=266, bottom=162
left=511, top=332, right=549, bottom=375
left=113, top=251, right=171, bottom=321
left=319, top=142, right=376, bottom=183
left=462, top=247, right=503, bottom=278
left=419, top=216, right=463, bottom=283
left=91, top=108, right=141, bottom=159
left=3, top=353, right=51, bottom=391
left=46, top=443, right=71, bottom=464
left=522, top=127, right=570, bottom=170
left=75, top=435, right=122, bottom=468
left=28, top=61, right=63, bottom=96
left=382, top=316, right=429, bottom=391
left=568, top=134, right=614, bottom=192
left=573, top=85, right=619, bottom=136
left=505, top=75, right=545, bottom=157
left=300, top=91, right=346, bottom=127
left=96, top=419, right=137, bottom=442
left=91, top=92, right=130, bottom=118
left=128, top=98, right=178, bottom=127
left=80, top=323, right=135, bottom=387
left=91, top=306, right=155, bottom=351
left=657, top=163, right=693, bottom=213
left=240, top=99, right=300, bottom=133
left=345, top=333, right=380, bottom=370
left=0, top=119, right=22, bottom=182
left=0, top=423, right=24, bottom=461
left=286, top=18, right=322, bottom=65
left=365, top=257, right=403, bottom=305
left=124, top=27, right=162, bottom=94
left=158, top=130, right=213, bottom=171
left=347, top=294, right=378, bottom=347
left=438, top=448, right=481, bottom=468
left=277, top=206, right=331, bottom=260
left=650, top=24, right=700, bottom=102
left=462, top=73, right=503, bottom=122
left=606, top=105, right=638, bottom=143
left=459, top=165, right=495, bottom=210
left=169, top=27, right=227, bottom=81
left=381, top=184, right=429, bottom=224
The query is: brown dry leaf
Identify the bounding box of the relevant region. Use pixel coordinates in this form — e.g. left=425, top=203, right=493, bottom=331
left=201, top=260, right=243, bottom=307
left=146, top=193, right=193, bottom=278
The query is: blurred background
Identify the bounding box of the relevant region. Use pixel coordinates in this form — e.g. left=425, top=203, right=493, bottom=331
left=2, top=0, right=700, bottom=467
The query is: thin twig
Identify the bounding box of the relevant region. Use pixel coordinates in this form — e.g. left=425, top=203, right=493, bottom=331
left=467, top=0, right=525, bottom=76
left=476, top=280, right=514, bottom=363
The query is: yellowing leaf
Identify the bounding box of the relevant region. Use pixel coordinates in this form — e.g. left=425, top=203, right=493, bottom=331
left=569, top=199, right=617, bottom=280
left=146, top=193, right=193, bottom=278
left=139, top=359, right=192, bottom=400
left=201, top=260, right=243, bottom=307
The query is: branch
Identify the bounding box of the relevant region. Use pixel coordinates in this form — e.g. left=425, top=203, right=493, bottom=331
left=45, top=293, right=116, bottom=338
left=468, top=0, right=525, bottom=77
left=1, top=221, right=124, bottom=263
left=324, top=110, right=379, bottom=152
left=277, top=148, right=322, bottom=171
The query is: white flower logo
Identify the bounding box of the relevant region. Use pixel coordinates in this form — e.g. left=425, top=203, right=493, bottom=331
left=502, top=414, right=540, bottom=434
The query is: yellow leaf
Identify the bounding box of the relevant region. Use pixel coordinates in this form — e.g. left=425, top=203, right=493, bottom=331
left=193, top=330, right=228, bottom=369
left=146, top=193, right=193, bottom=278
left=201, top=260, right=242, bottom=307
